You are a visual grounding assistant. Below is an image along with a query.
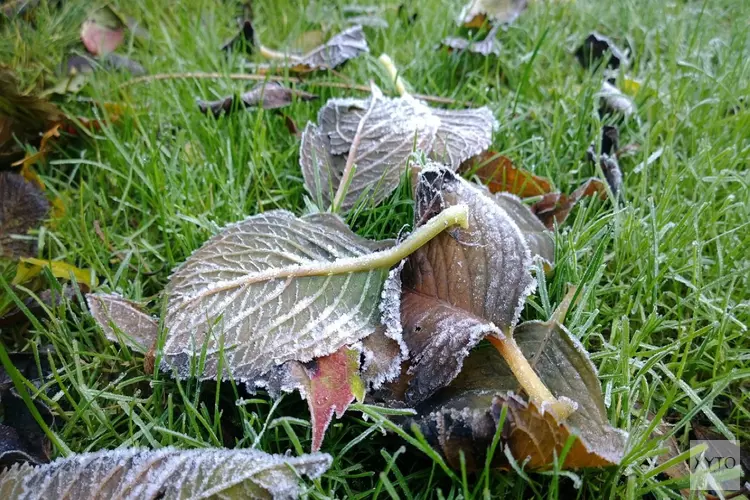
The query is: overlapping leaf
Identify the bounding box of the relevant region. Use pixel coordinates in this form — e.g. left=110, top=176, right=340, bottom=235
left=162, top=210, right=396, bottom=385
left=0, top=447, right=331, bottom=499
left=409, top=318, right=628, bottom=471
left=252, top=25, right=369, bottom=74
left=198, top=82, right=317, bottom=117
left=86, top=293, right=158, bottom=353
left=80, top=6, right=125, bottom=56
left=459, top=0, right=527, bottom=27
left=300, top=85, right=440, bottom=211
left=300, top=85, right=495, bottom=211
left=0, top=172, right=49, bottom=259
left=384, top=166, right=539, bottom=405
left=531, top=178, right=608, bottom=229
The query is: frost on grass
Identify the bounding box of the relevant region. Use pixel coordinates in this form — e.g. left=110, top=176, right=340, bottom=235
left=300, top=84, right=495, bottom=212
left=0, top=447, right=331, bottom=499
left=162, top=210, right=394, bottom=384
left=396, top=165, right=536, bottom=404
left=86, top=293, right=157, bottom=353
left=410, top=318, right=628, bottom=471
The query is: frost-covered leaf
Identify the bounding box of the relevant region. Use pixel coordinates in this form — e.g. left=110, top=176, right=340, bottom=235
left=460, top=151, right=552, bottom=198
left=575, top=32, right=629, bottom=70
left=493, top=192, right=554, bottom=266
left=222, top=19, right=255, bottom=53
left=598, top=81, right=635, bottom=117
left=531, top=178, right=608, bottom=230
left=0, top=172, right=49, bottom=259
left=429, top=107, right=496, bottom=169
left=0, top=447, right=332, bottom=499
left=198, top=82, right=317, bottom=117
left=80, top=6, right=125, bottom=56
left=102, top=53, right=146, bottom=76
left=300, top=85, right=494, bottom=211
left=162, top=210, right=397, bottom=386
left=253, top=25, right=369, bottom=74
left=300, top=85, right=440, bottom=211
left=459, top=0, right=527, bottom=27
left=86, top=293, right=158, bottom=353
left=441, top=25, right=501, bottom=56
left=390, top=166, right=536, bottom=404
left=410, top=318, right=627, bottom=471
left=587, top=126, right=623, bottom=198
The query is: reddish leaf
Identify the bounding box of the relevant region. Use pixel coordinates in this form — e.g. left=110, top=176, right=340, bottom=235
left=303, top=346, right=365, bottom=451
left=81, top=6, right=125, bottom=56
left=531, top=178, right=608, bottom=230
left=460, top=151, right=553, bottom=198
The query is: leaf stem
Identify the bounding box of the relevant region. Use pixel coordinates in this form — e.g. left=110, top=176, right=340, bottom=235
left=177, top=205, right=470, bottom=305
left=119, top=72, right=466, bottom=105
left=258, top=45, right=301, bottom=61
left=487, top=335, right=575, bottom=420
left=331, top=93, right=377, bottom=211
left=378, top=54, right=408, bottom=96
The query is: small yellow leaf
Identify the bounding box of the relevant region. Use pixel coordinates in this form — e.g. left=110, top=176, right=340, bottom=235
left=51, top=197, right=65, bottom=219
left=13, top=258, right=97, bottom=288
left=20, top=164, right=45, bottom=190
left=623, top=78, right=641, bottom=96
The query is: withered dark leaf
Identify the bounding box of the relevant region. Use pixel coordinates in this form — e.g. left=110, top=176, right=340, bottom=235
left=460, top=150, right=553, bottom=198
left=587, top=126, right=623, bottom=198
left=531, top=178, right=608, bottom=230
left=0, top=172, right=50, bottom=259
left=222, top=19, right=255, bottom=53
left=0, top=392, right=53, bottom=468
left=410, top=318, right=627, bottom=471
left=86, top=293, right=158, bottom=353
left=441, top=25, right=501, bottom=56
left=575, top=32, right=629, bottom=70
left=102, top=53, right=146, bottom=76
left=388, top=166, right=536, bottom=405
left=197, top=82, right=317, bottom=117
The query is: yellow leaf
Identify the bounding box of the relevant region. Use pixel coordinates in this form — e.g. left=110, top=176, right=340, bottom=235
left=20, top=164, right=45, bottom=190
left=51, top=197, right=65, bottom=219
left=13, top=258, right=97, bottom=288
left=623, top=78, right=641, bottom=96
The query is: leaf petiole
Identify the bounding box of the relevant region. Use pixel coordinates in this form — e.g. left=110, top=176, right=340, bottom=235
left=378, top=54, right=408, bottom=97
left=487, top=335, right=575, bottom=420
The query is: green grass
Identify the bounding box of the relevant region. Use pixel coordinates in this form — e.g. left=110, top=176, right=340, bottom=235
left=1, top=0, right=749, bottom=498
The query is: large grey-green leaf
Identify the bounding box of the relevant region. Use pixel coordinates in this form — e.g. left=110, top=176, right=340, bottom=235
left=300, top=85, right=495, bottom=212
left=0, top=447, right=331, bottom=499
left=163, top=210, right=395, bottom=385
left=411, top=319, right=628, bottom=470
left=459, top=0, right=527, bottom=26
left=86, top=293, right=158, bottom=353
left=389, top=165, right=536, bottom=404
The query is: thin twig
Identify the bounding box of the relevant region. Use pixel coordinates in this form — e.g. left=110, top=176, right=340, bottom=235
left=331, top=95, right=377, bottom=211
left=119, top=72, right=468, bottom=105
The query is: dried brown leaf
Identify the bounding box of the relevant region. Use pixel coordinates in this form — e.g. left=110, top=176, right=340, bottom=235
left=197, top=82, right=317, bottom=117
left=86, top=293, right=158, bottom=353
left=460, top=150, right=553, bottom=198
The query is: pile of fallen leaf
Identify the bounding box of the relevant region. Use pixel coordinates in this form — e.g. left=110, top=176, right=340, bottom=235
left=3, top=1, right=735, bottom=498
